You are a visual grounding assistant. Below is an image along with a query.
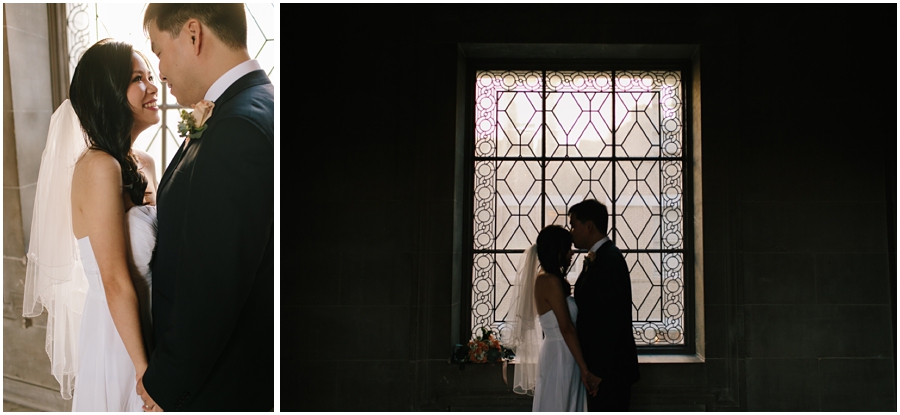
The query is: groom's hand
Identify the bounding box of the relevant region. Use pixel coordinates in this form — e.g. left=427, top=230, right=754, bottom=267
left=137, top=377, right=164, bottom=412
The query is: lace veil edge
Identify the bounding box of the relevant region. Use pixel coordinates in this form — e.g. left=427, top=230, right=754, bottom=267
left=22, top=99, right=88, bottom=400
left=503, top=244, right=542, bottom=396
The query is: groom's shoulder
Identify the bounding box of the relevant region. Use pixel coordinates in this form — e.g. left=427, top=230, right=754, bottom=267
left=229, top=86, right=273, bottom=121
left=605, top=243, right=629, bottom=274
left=221, top=80, right=273, bottom=114
left=600, top=241, right=626, bottom=261
left=599, top=240, right=620, bottom=253
left=216, top=84, right=273, bottom=133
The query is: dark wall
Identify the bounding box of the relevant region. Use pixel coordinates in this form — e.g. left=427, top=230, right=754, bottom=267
left=288, top=4, right=896, bottom=411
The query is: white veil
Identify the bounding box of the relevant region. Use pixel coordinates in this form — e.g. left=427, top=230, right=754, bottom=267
left=22, top=99, right=89, bottom=399
left=503, top=244, right=543, bottom=396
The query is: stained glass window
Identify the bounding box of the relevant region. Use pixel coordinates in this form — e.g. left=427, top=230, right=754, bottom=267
left=470, top=69, right=690, bottom=348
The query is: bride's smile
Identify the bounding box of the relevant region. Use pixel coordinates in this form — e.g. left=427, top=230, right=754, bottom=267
left=128, top=52, right=160, bottom=136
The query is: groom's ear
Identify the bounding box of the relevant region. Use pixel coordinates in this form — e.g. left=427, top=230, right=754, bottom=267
left=186, top=19, right=202, bottom=55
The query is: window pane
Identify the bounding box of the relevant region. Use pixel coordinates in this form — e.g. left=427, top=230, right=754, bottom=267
left=497, top=91, right=543, bottom=157
left=546, top=92, right=614, bottom=158
left=661, top=160, right=685, bottom=250
left=546, top=160, right=614, bottom=215
left=496, top=161, right=542, bottom=250
left=473, top=161, right=496, bottom=249
left=471, top=251, right=522, bottom=341
left=630, top=252, right=685, bottom=346
left=616, top=91, right=661, bottom=158
left=614, top=159, right=662, bottom=250
left=475, top=70, right=543, bottom=158
left=628, top=252, right=664, bottom=322
left=616, top=160, right=684, bottom=249
left=615, top=70, right=683, bottom=157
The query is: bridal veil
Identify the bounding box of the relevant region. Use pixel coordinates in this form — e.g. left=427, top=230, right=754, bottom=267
left=22, top=99, right=89, bottom=399
left=504, top=244, right=542, bottom=396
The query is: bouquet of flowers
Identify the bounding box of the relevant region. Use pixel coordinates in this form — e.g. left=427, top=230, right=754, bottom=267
left=468, top=327, right=503, bottom=363
left=450, top=327, right=514, bottom=364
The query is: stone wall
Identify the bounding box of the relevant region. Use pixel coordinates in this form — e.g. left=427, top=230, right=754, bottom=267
left=3, top=4, right=71, bottom=411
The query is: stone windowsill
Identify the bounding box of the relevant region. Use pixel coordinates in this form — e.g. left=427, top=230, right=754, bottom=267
left=638, top=353, right=705, bottom=363
left=497, top=353, right=705, bottom=365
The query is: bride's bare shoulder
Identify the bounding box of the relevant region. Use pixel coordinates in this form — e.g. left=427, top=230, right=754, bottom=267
left=534, top=272, right=555, bottom=286
left=534, top=272, right=565, bottom=293
left=73, top=149, right=121, bottom=183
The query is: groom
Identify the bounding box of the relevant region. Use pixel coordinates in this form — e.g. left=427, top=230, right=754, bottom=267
left=136, top=4, right=274, bottom=411
left=569, top=199, right=639, bottom=411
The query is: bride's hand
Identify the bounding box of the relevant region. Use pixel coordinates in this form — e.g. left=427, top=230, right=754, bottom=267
left=581, top=372, right=602, bottom=396
left=136, top=376, right=164, bottom=412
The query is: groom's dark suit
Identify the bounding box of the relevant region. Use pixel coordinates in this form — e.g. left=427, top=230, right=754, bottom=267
left=574, top=239, right=639, bottom=411
left=142, top=69, right=274, bottom=411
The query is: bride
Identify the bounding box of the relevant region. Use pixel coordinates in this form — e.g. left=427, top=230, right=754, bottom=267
left=507, top=225, right=601, bottom=412
left=23, top=39, right=159, bottom=411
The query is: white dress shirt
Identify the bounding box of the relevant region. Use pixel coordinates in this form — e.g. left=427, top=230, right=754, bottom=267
left=589, top=236, right=610, bottom=254
left=204, top=59, right=263, bottom=102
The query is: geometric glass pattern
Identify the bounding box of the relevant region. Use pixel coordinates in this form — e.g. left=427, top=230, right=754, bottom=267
left=66, top=3, right=277, bottom=179
left=471, top=69, right=686, bottom=346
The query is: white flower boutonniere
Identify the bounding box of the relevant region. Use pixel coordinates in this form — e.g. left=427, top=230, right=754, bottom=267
left=177, top=100, right=215, bottom=141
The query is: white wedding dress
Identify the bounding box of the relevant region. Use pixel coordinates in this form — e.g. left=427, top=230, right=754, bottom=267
left=71, top=205, right=157, bottom=412
left=532, top=296, right=587, bottom=412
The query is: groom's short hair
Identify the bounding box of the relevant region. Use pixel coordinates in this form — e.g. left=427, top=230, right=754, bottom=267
left=144, top=4, right=247, bottom=51
left=569, top=199, right=609, bottom=235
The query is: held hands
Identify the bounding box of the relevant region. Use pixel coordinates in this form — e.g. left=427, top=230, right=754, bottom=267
left=580, top=371, right=602, bottom=397
left=136, top=376, right=164, bottom=412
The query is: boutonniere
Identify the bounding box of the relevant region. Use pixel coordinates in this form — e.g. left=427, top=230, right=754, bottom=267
left=582, top=251, right=596, bottom=272
left=177, top=100, right=215, bottom=141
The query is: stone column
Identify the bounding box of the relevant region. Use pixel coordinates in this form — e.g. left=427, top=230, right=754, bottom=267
left=3, top=3, right=71, bottom=411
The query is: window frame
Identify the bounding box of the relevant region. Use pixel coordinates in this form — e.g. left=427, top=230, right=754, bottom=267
left=458, top=57, right=698, bottom=357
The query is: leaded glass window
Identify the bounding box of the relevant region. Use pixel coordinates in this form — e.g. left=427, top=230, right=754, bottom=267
left=471, top=69, right=690, bottom=348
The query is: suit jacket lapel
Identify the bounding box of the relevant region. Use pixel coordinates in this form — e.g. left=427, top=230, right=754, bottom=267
left=576, top=239, right=614, bottom=291
left=591, top=240, right=614, bottom=277
left=158, top=138, right=188, bottom=192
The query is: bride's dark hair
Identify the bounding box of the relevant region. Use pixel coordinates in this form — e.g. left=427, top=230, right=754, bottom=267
left=69, top=38, right=148, bottom=206
left=536, top=225, right=573, bottom=293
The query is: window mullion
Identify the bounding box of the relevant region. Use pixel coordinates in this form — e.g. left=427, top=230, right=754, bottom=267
left=611, top=70, right=617, bottom=245
left=541, top=69, right=547, bottom=229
